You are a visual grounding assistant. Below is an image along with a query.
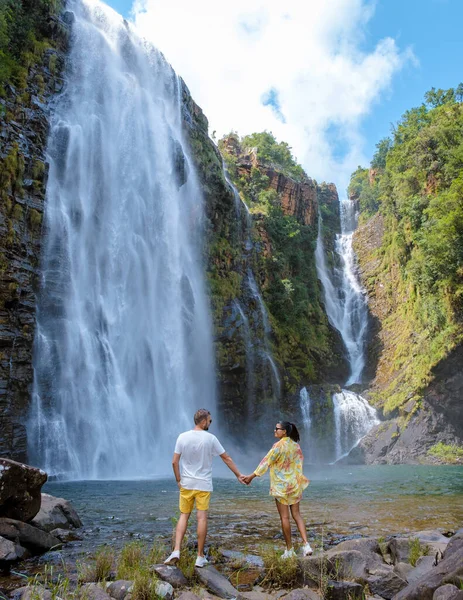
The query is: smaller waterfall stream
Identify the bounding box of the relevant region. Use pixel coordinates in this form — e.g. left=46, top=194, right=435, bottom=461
left=332, top=390, right=379, bottom=460
left=222, top=170, right=281, bottom=410
left=316, top=201, right=368, bottom=385
left=301, top=196, right=379, bottom=463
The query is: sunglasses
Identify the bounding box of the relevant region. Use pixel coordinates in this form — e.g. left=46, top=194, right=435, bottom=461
left=274, top=427, right=285, bottom=431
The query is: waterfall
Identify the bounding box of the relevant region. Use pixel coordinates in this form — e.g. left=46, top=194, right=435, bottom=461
left=247, top=270, right=281, bottom=397
left=300, top=387, right=311, bottom=431
left=315, top=200, right=369, bottom=385
left=332, top=390, right=379, bottom=461
left=28, top=0, right=215, bottom=479
left=222, top=168, right=281, bottom=407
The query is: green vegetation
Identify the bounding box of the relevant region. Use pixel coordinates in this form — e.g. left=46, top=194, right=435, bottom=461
left=78, top=545, right=115, bottom=582
left=0, top=0, right=62, bottom=93
left=262, top=205, right=335, bottom=388
left=218, top=131, right=343, bottom=389
left=428, top=442, right=463, bottom=464
left=349, top=85, right=463, bottom=414
left=241, top=131, right=306, bottom=181
left=408, top=537, right=429, bottom=567
left=260, top=544, right=299, bottom=587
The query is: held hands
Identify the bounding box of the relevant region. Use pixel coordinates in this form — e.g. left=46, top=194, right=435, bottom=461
left=237, top=473, right=255, bottom=485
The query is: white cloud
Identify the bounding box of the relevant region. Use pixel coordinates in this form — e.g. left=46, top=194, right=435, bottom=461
left=131, top=0, right=413, bottom=196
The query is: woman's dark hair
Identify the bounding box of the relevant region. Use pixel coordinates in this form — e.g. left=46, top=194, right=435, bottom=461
left=279, top=421, right=300, bottom=443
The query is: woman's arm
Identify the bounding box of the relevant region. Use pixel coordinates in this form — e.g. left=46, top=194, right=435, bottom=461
left=254, top=443, right=281, bottom=477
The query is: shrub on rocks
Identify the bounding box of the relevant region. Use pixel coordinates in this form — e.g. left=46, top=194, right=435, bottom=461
left=79, top=545, right=115, bottom=583
left=260, top=545, right=298, bottom=588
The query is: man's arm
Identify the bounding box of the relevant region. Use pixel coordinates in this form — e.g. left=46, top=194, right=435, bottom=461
left=172, top=452, right=181, bottom=489
left=220, top=452, right=244, bottom=481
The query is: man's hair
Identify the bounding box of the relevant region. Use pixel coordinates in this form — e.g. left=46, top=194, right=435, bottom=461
left=194, top=409, right=211, bottom=425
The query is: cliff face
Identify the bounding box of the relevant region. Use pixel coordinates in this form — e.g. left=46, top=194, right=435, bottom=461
left=0, top=14, right=69, bottom=461
left=353, top=212, right=463, bottom=464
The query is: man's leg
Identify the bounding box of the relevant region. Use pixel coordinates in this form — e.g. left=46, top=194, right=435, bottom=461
left=165, top=489, right=194, bottom=563
left=275, top=499, right=292, bottom=549
left=196, top=510, right=208, bottom=557
left=174, top=511, right=190, bottom=551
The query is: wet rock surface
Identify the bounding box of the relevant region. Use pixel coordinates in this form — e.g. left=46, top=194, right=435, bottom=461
left=0, top=518, right=60, bottom=554
left=0, top=459, right=47, bottom=522
left=0, top=5, right=69, bottom=462
left=31, top=493, right=83, bottom=532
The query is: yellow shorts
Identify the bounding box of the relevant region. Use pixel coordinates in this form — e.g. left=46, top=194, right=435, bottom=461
left=179, top=488, right=211, bottom=513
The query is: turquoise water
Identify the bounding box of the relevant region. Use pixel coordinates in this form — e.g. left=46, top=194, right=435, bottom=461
left=44, top=465, right=463, bottom=557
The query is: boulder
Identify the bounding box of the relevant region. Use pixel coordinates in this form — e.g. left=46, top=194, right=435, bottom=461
left=325, top=580, right=364, bottom=600
left=281, top=589, right=321, bottom=600
left=0, top=518, right=61, bottom=553
left=389, top=531, right=449, bottom=565
left=50, top=527, right=82, bottom=542
left=433, top=585, right=463, bottom=600
left=38, top=550, right=65, bottom=565
left=392, top=532, right=463, bottom=600
left=195, top=565, right=242, bottom=599
left=150, top=563, right=188, bottom=588
left=407, top=556, right=436, bottom=584
left=220, top=549, right=265, bottom=568
left=330, top=537, right=383, bottom=557
left=0, top=535, right=27, bottom=564
left=0, top=458, right=47, bottom=522
left=80, top=583, right=113, bottom=599
left=299, top=556, right=326, bottom=588
left=325, top=549, right=375, bottom=581
left=12, top=586, right=53, bottom=600
left=106, top=580, right=133, bottom=600
left=241, top=592, right=279, bottom=600
left=175, top=593, right=201, bottom=600
left=393, top=562, right=414, bottom=581
left=154, top=582, right=174, bottom=599
left=367, top=571, right=408, bottom=599
left=31, top=493, right=82, bottom=532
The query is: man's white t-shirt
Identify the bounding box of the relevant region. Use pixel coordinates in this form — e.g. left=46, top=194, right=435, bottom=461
left=174, top=430, right=225, bottom=492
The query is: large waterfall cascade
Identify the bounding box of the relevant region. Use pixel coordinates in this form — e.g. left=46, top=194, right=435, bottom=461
left=28, top=0, right=215, bottom=479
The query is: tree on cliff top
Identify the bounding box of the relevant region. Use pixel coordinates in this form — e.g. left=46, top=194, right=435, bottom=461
left=219, top=131, right=306, bottom=183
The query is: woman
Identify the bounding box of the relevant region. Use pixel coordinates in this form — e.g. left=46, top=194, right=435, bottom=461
left=243, top=421, right=313, bottom=558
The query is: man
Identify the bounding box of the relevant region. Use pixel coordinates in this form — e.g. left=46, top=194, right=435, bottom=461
left=164, top=408, right=244, bottom=567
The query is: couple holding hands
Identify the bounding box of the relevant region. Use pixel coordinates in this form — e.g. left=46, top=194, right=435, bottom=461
left=164, top=408, right=313, bottom=568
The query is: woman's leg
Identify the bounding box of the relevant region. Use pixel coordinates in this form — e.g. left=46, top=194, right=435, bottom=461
left=289, top=502, right=308, bottom=544
left=275, top=499, right=292, bottom=549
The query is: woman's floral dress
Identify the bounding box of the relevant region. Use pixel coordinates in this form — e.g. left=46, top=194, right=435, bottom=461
left=253, top=437, right=309, bottom=505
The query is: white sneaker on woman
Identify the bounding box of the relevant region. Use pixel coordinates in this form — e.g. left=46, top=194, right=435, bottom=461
left=195, top=555, right=209, bottom=568
left=302, top=542, right=313, bottom=556
left=164, top=550, right=180, bottom=564
left=281, top=548, right=296, bottom=559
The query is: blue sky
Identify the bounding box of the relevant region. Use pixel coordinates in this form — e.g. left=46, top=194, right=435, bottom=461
left=103, top=0, right=462, bottom=189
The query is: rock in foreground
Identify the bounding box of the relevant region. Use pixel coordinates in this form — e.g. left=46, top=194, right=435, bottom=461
left=0, top=458, right=47, bottom=522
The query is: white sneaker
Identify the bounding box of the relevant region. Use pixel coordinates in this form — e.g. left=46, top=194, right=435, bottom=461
left=195, top=555, right=209, bottom=568
left=302, top=543, right=313, bottom=556
left=281, top=548, right=296, bottom=559
left=164, top=550, right=180, bottom=564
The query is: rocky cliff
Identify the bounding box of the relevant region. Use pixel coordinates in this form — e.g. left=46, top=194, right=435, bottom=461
left=351, top=209, right=463, bottom=464
left=0, top=8, right=69, bottom=461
